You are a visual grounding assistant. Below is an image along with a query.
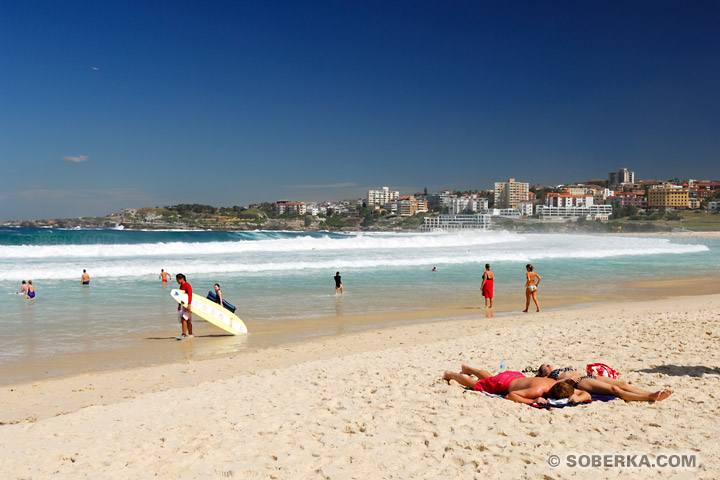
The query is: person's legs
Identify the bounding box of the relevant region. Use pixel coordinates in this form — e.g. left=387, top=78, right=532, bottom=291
left=489, top=296, right=493, bottom=308
left=339, top=284, right=343, bottom=295
left=594, top=377, right=652, bottom=396
left=460, top=364, right=493, bottom=378
left=187, top=315, right=193, bottom=336
left=442, top=370, right=478, bottom=388
left=523, top=289, right=531, bottom=312
left=577, top=378, right=671, bottom=402
left=181, top=319, right=188, bottom=336
left=532, top=290, right=539, bottom=311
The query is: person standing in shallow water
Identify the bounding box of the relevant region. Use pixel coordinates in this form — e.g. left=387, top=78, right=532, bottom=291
left=334, top=272, right=343, bottom=295
left=481, top=264, right=494, bottom=308
left=176, top=273, right=193, bottom=338
left=159, top=269, right=170, bottom=283
left=523, top=264, right=541, bottom=312
left=81, top=269, right=90, bottom=285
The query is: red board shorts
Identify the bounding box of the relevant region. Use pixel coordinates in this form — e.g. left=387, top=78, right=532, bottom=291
left=473, top=371, right=526, bottom=394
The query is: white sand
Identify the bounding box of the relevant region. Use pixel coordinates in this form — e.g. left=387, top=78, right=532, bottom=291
left=1, top=294, right=719, bottom=479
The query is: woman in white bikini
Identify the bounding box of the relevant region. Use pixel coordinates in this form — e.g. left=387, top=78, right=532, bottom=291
left=523, top=264, right=540, bottom=312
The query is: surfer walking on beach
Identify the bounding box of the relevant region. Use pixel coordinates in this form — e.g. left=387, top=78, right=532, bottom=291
left=523, top=264, right=541, bottom=313
left=334, top=271, right=343, bottom=296
left=176, top=273, right=193, bottom=338
left=81, top=269, right=90, bottom=285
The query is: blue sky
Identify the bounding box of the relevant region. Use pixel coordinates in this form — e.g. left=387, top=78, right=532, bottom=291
left=1, top=1, right=719, bottom=220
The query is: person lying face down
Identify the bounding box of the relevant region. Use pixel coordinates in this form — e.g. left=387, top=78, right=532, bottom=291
left=443, top=364, right=591, bottom=404
left=536, top=364, right=672, bottom=403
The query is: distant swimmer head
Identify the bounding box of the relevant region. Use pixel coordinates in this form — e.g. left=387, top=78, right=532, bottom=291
left=526, top=264, right=534, bottom=271
left=21, top=280, right=26, bottom=284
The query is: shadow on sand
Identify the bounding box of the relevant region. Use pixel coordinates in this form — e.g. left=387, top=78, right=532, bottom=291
left=145, top=334, right=235, bottom=340
left=636, top=365, right=720, bottom=377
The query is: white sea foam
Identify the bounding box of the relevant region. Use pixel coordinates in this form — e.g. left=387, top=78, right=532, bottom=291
left=0, top=237, right=709, bottom=280
left=0, top=231, right=525, bottom=259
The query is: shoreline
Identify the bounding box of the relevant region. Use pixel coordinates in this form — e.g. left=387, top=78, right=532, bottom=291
left=3, top=274, right=718, bottom=387
left=1, top=292, right=719, bottom=478
left=3, top=286, right=719, bottom=422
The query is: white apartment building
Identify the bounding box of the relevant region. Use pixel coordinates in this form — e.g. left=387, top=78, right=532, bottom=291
left=433, top=190, right=456, bottom=208
left=536, top=205, right=612, bottom=220
left=449, top=195, right=489, bottom=214
left=305, top=204, right=320, bottom=216
left=494, top=178, right=529, bottom=209
left=420, top=214, right=491, bottom=231
left=367, top=187, right=399, bottom=206
left=708, top=201, right=719, bottom=213
left=517, top=201, right=534, bottom=217
left=544, top=192, right=595, bottom=208
left=490, top=208, right=521, bottom=218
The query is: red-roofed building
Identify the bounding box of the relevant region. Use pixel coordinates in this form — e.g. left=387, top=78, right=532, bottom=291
left=544, top=191, right=594, bottom=208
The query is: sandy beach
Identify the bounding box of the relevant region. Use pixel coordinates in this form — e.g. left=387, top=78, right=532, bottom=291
left=1, top=293, right=719, bottom=478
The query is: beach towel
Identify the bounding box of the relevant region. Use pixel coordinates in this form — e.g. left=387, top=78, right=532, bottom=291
left=586, top=363, right=620, bottom=379
left=476, top=391, right=617, bottom=409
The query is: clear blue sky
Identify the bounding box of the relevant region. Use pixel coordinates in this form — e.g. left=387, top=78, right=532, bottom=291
left=1, top=1, right=719, bottom=220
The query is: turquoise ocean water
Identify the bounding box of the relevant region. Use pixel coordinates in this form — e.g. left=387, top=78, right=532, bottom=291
left=1, top=227, right=717, bottom=384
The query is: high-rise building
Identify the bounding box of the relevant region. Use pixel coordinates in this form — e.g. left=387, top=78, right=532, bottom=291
left=493, top=178, right=529, bottom=209
left=367, top=187, right=399, bottom=206
left=608, top=168, right=635, bottom=187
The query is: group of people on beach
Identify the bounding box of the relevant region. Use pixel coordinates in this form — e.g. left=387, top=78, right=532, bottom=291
left=442, top=364, right=672, bottom=405
left=479, top=263, right=542, bottom=312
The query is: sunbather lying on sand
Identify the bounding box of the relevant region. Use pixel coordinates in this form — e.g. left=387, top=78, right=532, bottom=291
left=443, top=364, right=591, bottom=404
left=536, top=364, right=671, bottom=402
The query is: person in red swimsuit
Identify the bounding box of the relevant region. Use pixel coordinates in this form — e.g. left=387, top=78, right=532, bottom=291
left=160, top=269, right=170, bottom=283
left=176, top=273, right=193, bottom=338
left=481, top=263, right=494, bottom=308
left=443, top=364, right=590, bottom=404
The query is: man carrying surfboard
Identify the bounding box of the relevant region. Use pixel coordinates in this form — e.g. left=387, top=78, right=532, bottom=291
left=176, top=273, right=193, bottom=338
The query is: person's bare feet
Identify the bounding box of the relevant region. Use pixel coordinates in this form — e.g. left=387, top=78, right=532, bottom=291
left=652, top=389, right=672, bottom=402
left=522, top=309, right=528, bottom=313
left=460, top=364, right=473, bottom=375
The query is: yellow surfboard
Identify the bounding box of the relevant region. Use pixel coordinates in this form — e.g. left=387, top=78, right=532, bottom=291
left=171, top=289, right=248, bottom=335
